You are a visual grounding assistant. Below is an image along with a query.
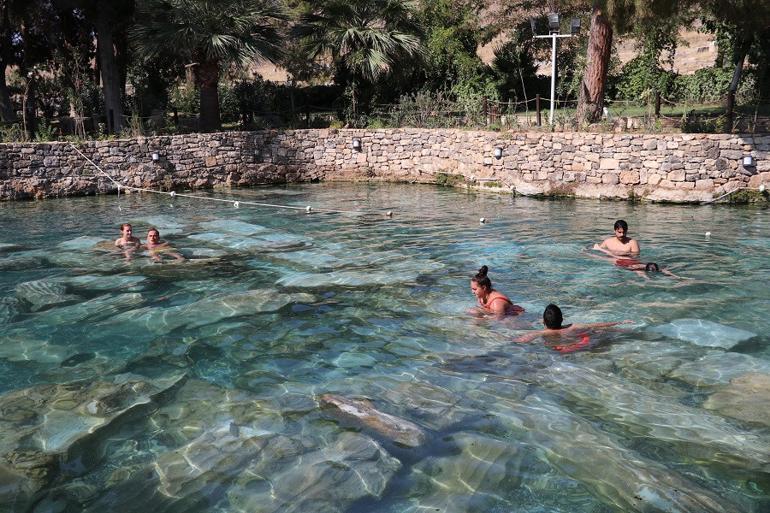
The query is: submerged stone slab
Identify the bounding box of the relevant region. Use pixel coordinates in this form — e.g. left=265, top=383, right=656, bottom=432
left=112, top=289, right=314, bottom=334
left=0, top=297, right=20, bottom=324
left=670, top=352, right=770, bottom=387
left=133, top=216, right=187, bottom=235
left=535, top=362, right=770, bottom=473
left=277, top=269, right=412, bottom=288
left=0, top=374, right=186, bottom=511
left=15, top=279, right=81, bottom=311
left=0, top=254, right=46, bottom=271
left=496, top=394, right=740, bottom=513
left=179, top=247, right=228, bottom=258
left=320, top=394, right=426, bottom=447
left=198, top=220, right=268, bottom=236
left=36, top=293, right=144, bottom=325
left=57, top=236, right=105, bottom=251
left=227, top=431, right=400, bottom=513
left=704, top=373, right=770, bottom=427
left=0, top=333, right=72, bottom=363
left=649, top=318, right=756, bottom=349
left=0, top=243, right=22, bottom=253
left=56, top=274, right=147, bottom=292
left=405, top=432, right=523, bottom=513
left=188, top=230, right=310, bottom=253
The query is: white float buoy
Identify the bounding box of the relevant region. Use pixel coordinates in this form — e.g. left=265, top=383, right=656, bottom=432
left=386, top=211, right=393, bottom=217
left=233, top=201, right=240, bottom=208
left=170, top=191, right=176, bottom=197
left=760, top=184, right=766, bottom=193
left=306, top=205, right=312, bottom=213
left=479, top=217, right=486, bottom=224
left=705, top=231, right=711, bottom=238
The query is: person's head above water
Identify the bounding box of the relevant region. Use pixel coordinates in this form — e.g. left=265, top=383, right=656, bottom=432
left=543, top=304, right=564, bottom=329
left=613, top=219, right=629, bottom=239
left=470, top=265, right=493, bottom=298
left=120, top=223, right=133, bottom=236
left=645, top=262, right=660, bottom=272
left=147, top=227, right=160, bottom=244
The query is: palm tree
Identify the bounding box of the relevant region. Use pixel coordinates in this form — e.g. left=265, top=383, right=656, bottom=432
left=296, top=0, right=423, bottom=117
left=131, top=0, right=287, bottom=132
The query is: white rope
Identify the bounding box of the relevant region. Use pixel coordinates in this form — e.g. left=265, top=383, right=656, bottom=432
left=68, top=143, right=384, bottom=216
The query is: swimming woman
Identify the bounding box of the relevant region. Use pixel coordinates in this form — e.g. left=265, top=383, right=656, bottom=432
left=114, top=223, right=141, bottom=248
left=470, top=265, right=524, bottom=316
left=514, top=304, right=630, bottom=346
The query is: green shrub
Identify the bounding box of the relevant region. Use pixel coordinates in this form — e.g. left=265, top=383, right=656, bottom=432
left=674, top=68, right=732, bottom=103
left=0, top=123, right=25, bottom=142
left=615, top=55, right=677, bottom=105
left=34, top=120, right=57, bottom=142
left=169, top=85, right=199, bottom=115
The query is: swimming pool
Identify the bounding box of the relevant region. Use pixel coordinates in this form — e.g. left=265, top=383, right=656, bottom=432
left=0, top=183, right=768, bottom=513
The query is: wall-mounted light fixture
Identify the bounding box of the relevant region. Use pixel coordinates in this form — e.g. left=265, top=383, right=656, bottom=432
left=151, top=152, right=160, bottom=162
left=352, top=138, right=362, bottom=151
left=493, top=147, right=503, bottom=159
left=742, top=155, right=755, bottom=168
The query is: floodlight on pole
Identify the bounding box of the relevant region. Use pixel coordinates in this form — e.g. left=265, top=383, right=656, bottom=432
left=533, top=14, right=581, bottom=125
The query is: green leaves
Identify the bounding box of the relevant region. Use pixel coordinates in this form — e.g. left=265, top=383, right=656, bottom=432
left=297, top=0, right=424, bottom=83
left=131, top=0, right=288, bottom=67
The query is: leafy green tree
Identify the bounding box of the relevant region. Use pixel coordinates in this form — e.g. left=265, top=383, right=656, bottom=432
left=296, top=0, right=424, bottom=116
left=418, top=0, right=486, bottom=91
left=131, top=0, right=287, bottom=132
left=699, top=0, right=770, bottom=126
left=614, top=14, right=680, bottom=106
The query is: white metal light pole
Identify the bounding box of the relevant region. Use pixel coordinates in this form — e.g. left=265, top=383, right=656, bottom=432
left=533, top=14, right=580, bottom=125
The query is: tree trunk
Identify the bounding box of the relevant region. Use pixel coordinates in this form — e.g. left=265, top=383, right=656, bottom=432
left=0, top=61, right=16, bottom=122
left=576, top=4, right=613, bottom=125
left=724, top=37, right=751, bottom=130
left=196, top=60, right=221, bottom=132
left=22, top=74, right=37, bottom=138
left=96, top=7, right=124, bottom=134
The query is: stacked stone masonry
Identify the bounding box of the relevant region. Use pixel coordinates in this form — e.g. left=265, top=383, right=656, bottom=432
left=1, top=129, right=769, bottom=203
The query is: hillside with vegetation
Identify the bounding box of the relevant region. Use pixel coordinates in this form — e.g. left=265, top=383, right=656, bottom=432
left=1, top=0, right=768, bottom=141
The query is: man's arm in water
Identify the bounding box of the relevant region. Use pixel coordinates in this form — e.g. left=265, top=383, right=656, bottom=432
left=514, top=330, right=547, bottom=343
left=573, top=320, right=632, bottom=330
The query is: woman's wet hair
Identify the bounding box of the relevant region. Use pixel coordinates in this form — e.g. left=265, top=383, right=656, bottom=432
left=543, top=304, right=563, bottom=329
left=645, top=262, right=660, bottom=272
left=472, top=265, right=492, bottom=290
left=614, top=219, right=628, bottom=231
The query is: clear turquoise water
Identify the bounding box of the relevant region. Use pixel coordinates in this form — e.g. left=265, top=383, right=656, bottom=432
left=0, top=184, right=768, bottom=513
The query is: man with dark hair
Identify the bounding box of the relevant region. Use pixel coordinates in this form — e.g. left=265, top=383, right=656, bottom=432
left=514, top=304, right=630, bottom=344
left=593, top=219, right=640, bottom=256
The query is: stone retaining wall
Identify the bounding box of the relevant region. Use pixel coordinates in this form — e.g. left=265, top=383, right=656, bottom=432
left=1, top=129, right=769, bottom=203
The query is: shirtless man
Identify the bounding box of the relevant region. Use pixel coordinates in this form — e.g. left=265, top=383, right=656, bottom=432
left=144, top=228, right=184, bottom=262
left=514, top=304, right=630, bottom=345
left=593, top=219, right=640, bottom=256
left=114, top=223, right=141, bottom=248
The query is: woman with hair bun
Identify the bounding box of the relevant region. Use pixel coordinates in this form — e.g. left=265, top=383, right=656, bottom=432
left=470, top=265, right=524, bottom=316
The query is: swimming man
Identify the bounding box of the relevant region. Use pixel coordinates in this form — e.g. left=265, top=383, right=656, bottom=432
left=514, top=304, right=630, bottom=345
left=593, top=219, right=640, bottom=256
left=145, top=228, right=185, bottom=262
